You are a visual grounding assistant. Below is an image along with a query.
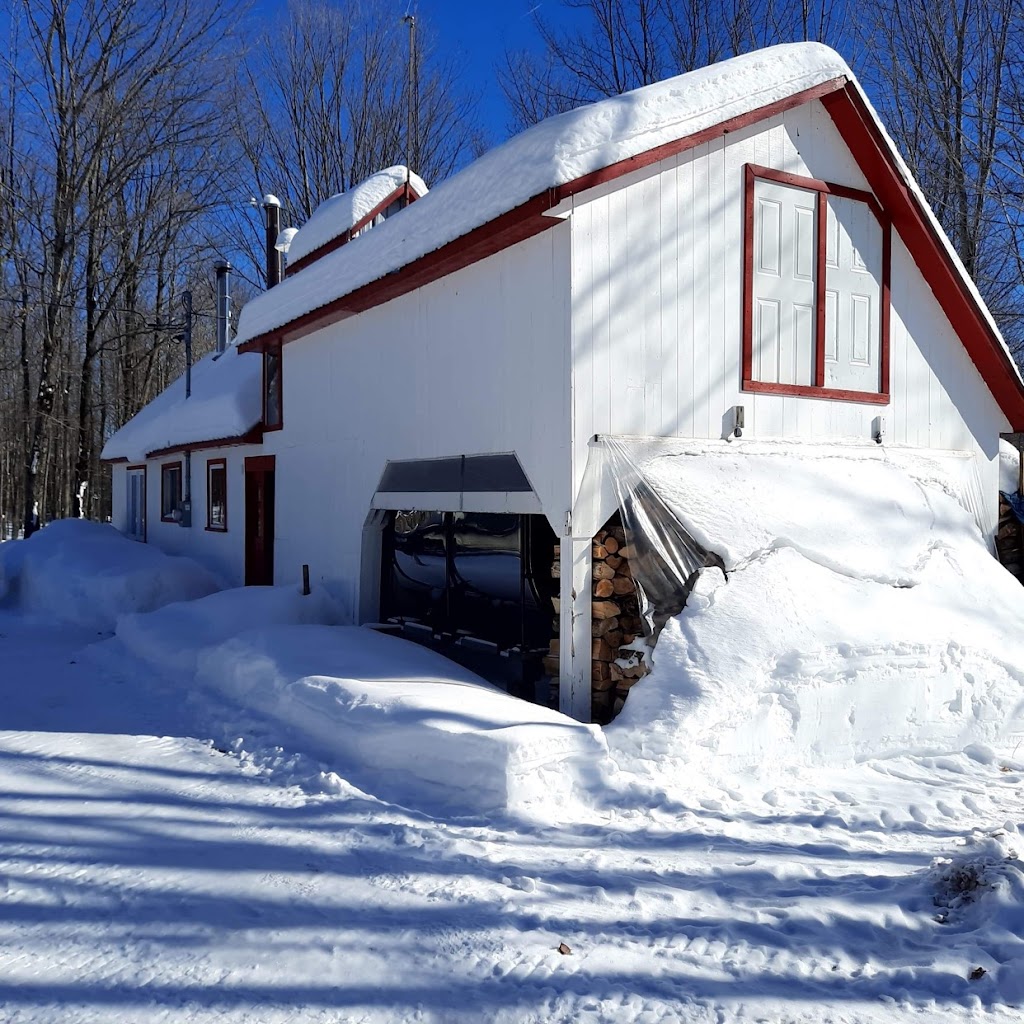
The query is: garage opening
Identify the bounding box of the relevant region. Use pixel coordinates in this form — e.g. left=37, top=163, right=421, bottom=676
left=379, top=509, right=558, bottom=705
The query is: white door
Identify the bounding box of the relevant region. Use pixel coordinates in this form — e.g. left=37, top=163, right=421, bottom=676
left=126, top=468, right=145, bottom=542
left=823, top=195, right=883, bottom=393
left=751, top=178, right=818, bottom=386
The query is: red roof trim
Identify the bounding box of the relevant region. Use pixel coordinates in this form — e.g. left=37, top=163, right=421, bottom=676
left=285, top=182, right=424, bottom=278
left=239, top=79, right=848, bottom=355
left=142, top=426, right=264, bottom=461
left=237, top=75, right=1024, bottom=429
left=820, top=85, right=1024, bottom=429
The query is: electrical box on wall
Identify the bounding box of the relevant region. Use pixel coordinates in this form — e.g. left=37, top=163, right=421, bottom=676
left=178, top=500, right=192, bottom=528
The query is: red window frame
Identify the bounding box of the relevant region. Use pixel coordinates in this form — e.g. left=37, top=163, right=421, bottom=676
left=160, top=460, right=183, bottom=522
left=263, top=344, right=283, bottom=431
left=742, top=163, right=892, bottom=405
left=206, top=458, right=228, bottom=532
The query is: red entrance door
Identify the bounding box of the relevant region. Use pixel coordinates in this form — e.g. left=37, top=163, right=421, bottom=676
left=244, top=455, right=276, bottom=586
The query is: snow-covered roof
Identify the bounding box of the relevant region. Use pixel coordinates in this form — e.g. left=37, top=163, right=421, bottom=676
left=235, top=44, right=850, bottom=346
left=231, top=41, right=1024, bottom=416
left=285, top=166, right=428, bottom=268
left=101, top=347, right=263, bottom=462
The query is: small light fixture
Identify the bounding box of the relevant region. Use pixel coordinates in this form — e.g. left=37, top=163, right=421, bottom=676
left=872, top=414, right=886, bottom=445
left=731, top=405, right=745, bottom=440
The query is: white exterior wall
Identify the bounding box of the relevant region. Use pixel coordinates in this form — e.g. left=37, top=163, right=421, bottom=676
left=263, top=227, right=573, bottom=619
left=109, top=448, right=252, bottom=587
left=568, top=99, right=1010, bottom=527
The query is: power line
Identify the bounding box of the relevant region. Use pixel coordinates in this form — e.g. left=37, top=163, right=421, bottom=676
left=0, top=292, right=218, bottom=321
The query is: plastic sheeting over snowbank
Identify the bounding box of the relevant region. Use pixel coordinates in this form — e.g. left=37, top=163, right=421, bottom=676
left=603, top=440, right=1024, bottom=779
left=0, top=519, right=221, bottom=630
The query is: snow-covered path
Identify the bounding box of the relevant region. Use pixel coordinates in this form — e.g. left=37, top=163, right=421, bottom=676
left=2, top=608, right=1024, bottom=1023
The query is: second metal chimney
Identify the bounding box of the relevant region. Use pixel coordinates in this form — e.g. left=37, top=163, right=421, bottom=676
left=263, top=194, right=282, bottom=288
left=214, top=260, right=231, bottom=354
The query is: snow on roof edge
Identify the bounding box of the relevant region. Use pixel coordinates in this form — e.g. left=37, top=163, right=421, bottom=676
left=100, top=347, right=264, bottom=463
left=285, top=167, right=428, bottom=267
left=837, top=77, right=1023, bottom=387
left=234, top=41, right=1022, bottom=399
left=235, top=43, right=850, bottom=346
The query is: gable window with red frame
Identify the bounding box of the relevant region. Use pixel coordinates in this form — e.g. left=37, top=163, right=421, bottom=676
left=742, top=164, right=891, bottom=404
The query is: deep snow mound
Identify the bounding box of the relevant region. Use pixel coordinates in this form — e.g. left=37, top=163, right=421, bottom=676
left=196, top=624, right=611, bottom=819
left=0, top=519, right=220, bottom=630
left=117, top=584, right=345, bottom=677
left=607, top=445, right=1024, bottom=781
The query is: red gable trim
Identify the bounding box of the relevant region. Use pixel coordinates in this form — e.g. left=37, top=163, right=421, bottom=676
left=285, top=181, right=424, bottom=277
left=239, top=78, right=848, bottom=355
left=821, top=85, right=1024, bottom=429
left=238, top=75, right=1024, bottom=429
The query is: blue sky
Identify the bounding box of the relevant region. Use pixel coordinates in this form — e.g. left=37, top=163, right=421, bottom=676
left=250, top=1, right=575, bottom=145
left=418, top=1, right=565, bottom=141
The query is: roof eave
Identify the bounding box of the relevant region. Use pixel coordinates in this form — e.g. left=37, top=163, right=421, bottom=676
left=238, top=77, right=849, bottom=355
left=820, top=83, right=1024, bottom=431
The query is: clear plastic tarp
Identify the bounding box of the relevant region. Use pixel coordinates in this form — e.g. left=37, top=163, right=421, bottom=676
left=596, top=437, right=717, bottom=636
left=588, top=436, right=999, bottom=636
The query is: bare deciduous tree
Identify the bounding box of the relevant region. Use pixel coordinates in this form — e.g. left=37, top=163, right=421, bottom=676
left=227, top=0, right=482, bottom=285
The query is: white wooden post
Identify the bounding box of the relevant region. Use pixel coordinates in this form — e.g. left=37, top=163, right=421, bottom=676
left=559, top=534, right=593, bottom=722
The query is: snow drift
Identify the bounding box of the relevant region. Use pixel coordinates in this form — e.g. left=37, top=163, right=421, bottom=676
left=196, top=625, right=610, bottom=818
left=116, top=584, right=345, bottom=677
left=0, top=519, right=220, bottom=630
left=114, top=585, right=609, bottom=818
left=607, top=443, right=1024, bottom=780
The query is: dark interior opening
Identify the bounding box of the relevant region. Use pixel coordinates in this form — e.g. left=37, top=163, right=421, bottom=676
left=380, top=510, right=558, bottom=704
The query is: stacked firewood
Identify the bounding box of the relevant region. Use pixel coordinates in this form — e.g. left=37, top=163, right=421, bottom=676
left=540, top=519, right=652, bottom=723
left=590, top=522, right=650, bottom=723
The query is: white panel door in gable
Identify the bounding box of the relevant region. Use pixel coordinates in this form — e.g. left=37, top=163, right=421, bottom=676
left=824, top=195, right=883, bottom=393
left=751, top=178, right=817, bottom=386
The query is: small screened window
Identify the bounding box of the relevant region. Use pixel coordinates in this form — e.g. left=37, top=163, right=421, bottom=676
left=264, top=346, right=282, bottom=429
left=207, top=459, right=227, bottom=531
left=126, top=466, right=146, bottom=542
left=743, top=164, right=890, bottom=403
left=160, top=462, right=182, bottom=522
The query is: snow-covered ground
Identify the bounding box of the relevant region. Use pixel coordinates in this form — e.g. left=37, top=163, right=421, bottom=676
left=3, top=469, right=1024, bottom=1022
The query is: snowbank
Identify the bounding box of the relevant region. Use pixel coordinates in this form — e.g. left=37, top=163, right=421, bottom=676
left=100, top=347, right=262, bottom=462
left=117, top=584, right=345, bottom=677
left=0, top=519, right=220, bottom=630
left=115, top=586, right=609, bottom=818
left=607, top=445, right=1024, bottom=780
left=196, top=624, right=610, bottom=818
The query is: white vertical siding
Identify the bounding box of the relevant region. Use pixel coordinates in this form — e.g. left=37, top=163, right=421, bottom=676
left=569, top=98, right=1009, bottom=524
left=264, top=227, right=573, bottom=615
left=135, top=446, right=253, bottom=586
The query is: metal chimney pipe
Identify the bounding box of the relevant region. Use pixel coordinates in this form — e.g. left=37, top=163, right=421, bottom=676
left=214, top=260, right=231, bottom=354
left=263, top=194, right=282, bottom=288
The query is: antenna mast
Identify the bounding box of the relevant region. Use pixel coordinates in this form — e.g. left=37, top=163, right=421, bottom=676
left=402, top=12, right=418, bottom=185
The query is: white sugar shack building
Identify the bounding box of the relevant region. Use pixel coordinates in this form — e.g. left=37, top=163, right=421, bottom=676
left=102, top=43, right=1024, bottom=724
